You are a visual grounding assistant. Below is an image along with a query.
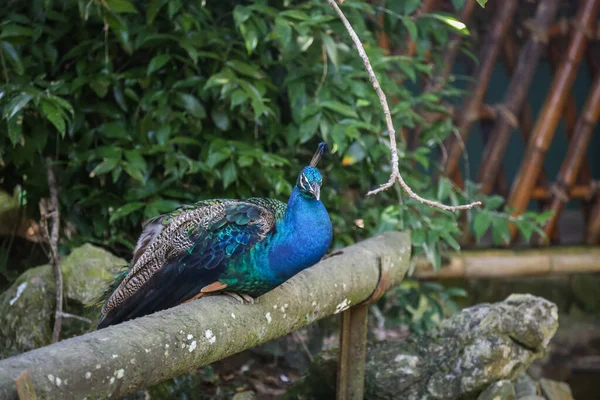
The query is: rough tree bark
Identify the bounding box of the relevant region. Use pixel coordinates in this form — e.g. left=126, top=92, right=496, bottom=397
left=0, top=232, right=410, bottom=400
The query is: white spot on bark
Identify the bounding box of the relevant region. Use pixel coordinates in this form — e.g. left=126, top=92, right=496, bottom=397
left=130, top=358, right=136, bottom=364
left=55, top=377, right=62, bottom=386
left=164, top=344, right=169, bottom=348
left=144, top=349, right=150, bottom=353
left=187, top=334, right=193, bottom=340
left=273, top=305, right=277, bottom=309
left=95, top=364, right=101, bottom=369
left=85, top=372, right=91, bottom=379
left=9, top=282, right=27, bottom=305
left=111, top=354, right=119, bottom=359
left=116, top=369, right=124, bottom=379
left=265, top=312, right=272, bottom=324
left=188, top=340, right=197, bottom=352
left=231, top=313, right=236, bottom=319
left=181, top=343, right=185, bottom=349
left=109, top=377, right=115, bottom=384
left=311, top=301, right=317, bottom=306
left=334, top=299, right=351, bottom=314
left=205, top=330, right=216, bottom=344
left=343, top=283, right=347, bottom=290
left=47, top=374, right=54, bottom=383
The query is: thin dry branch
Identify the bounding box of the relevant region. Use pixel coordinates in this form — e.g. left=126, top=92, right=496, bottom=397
left=39, top=158, right=63, bottom=343
left=327, top=0, right=481, bottom=212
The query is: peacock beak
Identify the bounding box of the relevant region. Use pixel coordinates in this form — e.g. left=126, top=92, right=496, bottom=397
left=310, top=183, right=321, bottom=201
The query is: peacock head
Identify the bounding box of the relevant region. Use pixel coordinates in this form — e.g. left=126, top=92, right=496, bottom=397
left=297, top=142, right=328, bottom=201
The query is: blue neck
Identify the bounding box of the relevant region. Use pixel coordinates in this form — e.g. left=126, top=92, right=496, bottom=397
left=267, top=186, right=332, bottom=282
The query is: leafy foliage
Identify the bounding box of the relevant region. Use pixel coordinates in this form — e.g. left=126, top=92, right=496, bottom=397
left=1, top=0, right=543, bottom=278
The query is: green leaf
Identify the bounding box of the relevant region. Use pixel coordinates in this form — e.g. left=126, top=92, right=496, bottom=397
left=90, top=158, right=119, bottom=177
left=484, top=195, right=504, bottom=210
left=40, top=100, right=66, bottom=137
left=176, top=93, right=206, bottom=119
left=147, top=0, right=167, bottom=24
left=491, top=218, right=510, bottom=245
left=0, top=24, right=35, bottom=39
left=105, top=0, right=137, bottom=14
left=320, top=101, right=358, bottom=118
left=109, top=202, right=145, bottom=224
left=225, top=60, right=264, bottom=79
left=7, top=112, right=23, bottom=146
left=147, top=54, right=171, bottom=75
left=1, top=41, right=24, bottom=75
left=233, top=6, right=252, bottom=27
left=222, top=159, right=237, bottom=189
left=400, top=17, right=417, bottom=42
left=211, top=108, right=231, bottom=131
left=320, top=32, right=338, bottom=68
left=473, top=212, right=491, bottom=240
left=3, top=93, right=34, bottom=120
left=477, top=0, right=487, bottom=7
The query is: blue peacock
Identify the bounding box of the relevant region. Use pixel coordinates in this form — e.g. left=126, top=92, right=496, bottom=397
left=96, top=143, right=332, bottom=328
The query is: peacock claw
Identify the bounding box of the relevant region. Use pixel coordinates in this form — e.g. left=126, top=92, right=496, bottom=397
left=223, top=292, right=255, bottom=305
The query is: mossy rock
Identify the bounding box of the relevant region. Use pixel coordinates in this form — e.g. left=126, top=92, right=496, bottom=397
left=286, top=294, right=559, bottom=400
left=0, top=244, right=126, bottom=358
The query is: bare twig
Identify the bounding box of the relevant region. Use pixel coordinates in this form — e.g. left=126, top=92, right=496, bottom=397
left=327, top=0, right=481, bottom=212
left=39, top=158, right=63, bottom=343
left=57, top=312, right=93, bottom=324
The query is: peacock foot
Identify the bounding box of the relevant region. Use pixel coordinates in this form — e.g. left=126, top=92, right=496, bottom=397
left=223, top=292, right=255, bottom=304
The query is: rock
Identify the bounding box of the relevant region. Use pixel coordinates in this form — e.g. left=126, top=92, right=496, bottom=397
left=285, top=294, right=559, bottom=400
left=539, top=378, right=574, bottom=400
left=514, top=374, right=538, bottom=397
left=477, top=380, right=516, bottom=400
left=0, top=244, right=126, bottom=358
left=232, top=391, right=257, bottom=400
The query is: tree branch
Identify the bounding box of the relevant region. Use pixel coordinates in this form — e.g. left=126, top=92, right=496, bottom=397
left=39, top=158, right=63, bottom=343
left=327, top=0, right=482, bottom=212
left=0, top=232, right=410, bottom=400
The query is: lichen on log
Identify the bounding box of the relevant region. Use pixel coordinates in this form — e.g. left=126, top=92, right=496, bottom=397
left=0, top=232, right=411, bottom=400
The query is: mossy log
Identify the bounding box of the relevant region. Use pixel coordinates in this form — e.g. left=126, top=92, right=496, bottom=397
left=0, top=232, right=410, bottom=400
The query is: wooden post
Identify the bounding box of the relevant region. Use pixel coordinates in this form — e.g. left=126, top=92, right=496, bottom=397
left=476, top=0, right=560, bottom=195
left=336, top=305, right=369, bottom=400
left=442, top=0, right=519, bottom=179
left=506, top=0, right=600, bottom=241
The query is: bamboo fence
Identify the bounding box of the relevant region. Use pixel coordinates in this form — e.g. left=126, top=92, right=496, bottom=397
left=399, top=0, right=600, bottom=246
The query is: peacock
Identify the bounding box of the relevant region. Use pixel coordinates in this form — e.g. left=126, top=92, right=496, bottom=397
left=96, top=143, right=332, bottom=329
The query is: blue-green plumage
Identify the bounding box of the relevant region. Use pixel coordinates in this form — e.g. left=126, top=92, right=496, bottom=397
left=97, top=143, right=332, bottom=328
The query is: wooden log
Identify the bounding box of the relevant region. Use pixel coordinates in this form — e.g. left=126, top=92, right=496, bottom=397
left=0, top=233, right=411, bottom=400
left=541, top=73, right=600, bottom=243
left=442, top=0, right=519, bottom=179
left=414, top=247, right=600, bottom=279
left=476, top=0, right=561, bottom=195
left=506, top=0, right=600, bottom=241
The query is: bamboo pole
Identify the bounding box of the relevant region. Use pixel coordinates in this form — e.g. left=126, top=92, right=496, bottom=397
left=476, top=0, right=561, bottom=196
left=414, top=246, right=600, bottom=279
left=589, top=202, right=600, bottom=244
left=0, top=232, right=411, bottom=400
left=532, top=183, right=597, bottom=200
left=549, top=17, right=600, bottom=40
left=506, top=0, right=600, bottom=241
left=541, top=73, right=600, bottom=243
left=442, top=0, right=519, bottom=179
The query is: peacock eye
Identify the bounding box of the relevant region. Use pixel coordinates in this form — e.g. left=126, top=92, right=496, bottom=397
left=300, top=174, right=308, bottom=189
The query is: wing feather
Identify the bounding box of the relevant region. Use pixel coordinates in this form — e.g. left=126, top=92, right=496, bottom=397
left=98, top=199, right=281, bottom=327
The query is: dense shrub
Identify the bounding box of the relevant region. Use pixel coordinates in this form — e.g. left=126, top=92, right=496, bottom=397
left=1, top=0, right=542, bottom=325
